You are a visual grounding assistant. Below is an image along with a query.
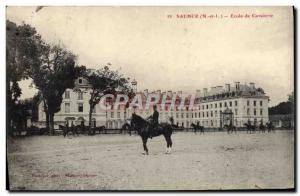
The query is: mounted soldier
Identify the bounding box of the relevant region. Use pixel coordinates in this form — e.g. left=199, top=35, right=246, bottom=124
left=148, top=105, right=159, bottom=138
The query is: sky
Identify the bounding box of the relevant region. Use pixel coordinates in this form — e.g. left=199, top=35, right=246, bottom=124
left=6, top=6, right=294, bottom=106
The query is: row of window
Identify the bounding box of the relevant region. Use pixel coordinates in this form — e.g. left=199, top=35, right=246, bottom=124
left=65, top=91, right=83, bottom=100
left=64, top=102, right=264, bottom=118
left=65, top=103, right=84, bottom=113
left=64, top=91, right=264, bottom=110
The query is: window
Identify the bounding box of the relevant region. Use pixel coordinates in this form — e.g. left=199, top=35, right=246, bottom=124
left=65, top=91, right=70, bottom=99
left=260, top=101, right=263, bottom=106
left=206, top=105, right=208, bottom=109
left=247, top=100, right=250, bottom=106
left=78, top=91, right=83, bottom=100
left=181, top=113, right=184, bottom=118
left=235, top=109, right=238, bottom=116
left=254, top=109, right=257, bottom=116
left=235, top=100, right=238, bottom=106
left=211, top=111, right=213, bottom=117
left=111, top=112, right=114, bottom=118
left=202, top=105, right=204, bottom=110
left=260, top=109, right=263, bottom=116
left=202, top=112, right=204, bottom=118
left=195, top=113, right=197, bottom=118
left=219, top=102, right=222, bottom=108
left=206, top=112, right=209, bottom=117
left=254, top=100, right=256, bottom=107
left=215, top=111, right=217, bottom=117
left=176, top=113, right=179, bottom=118
left=215, top=103, right=217, bottom=108
left=247, top=108, right=250, bottom=115
left=229, top=101, right=232, bottom=107
left=117, top=112, right=120, bottom=118
left=224, top=102, right=227, bottom=107
left=78, top=103, right=83, bottom=112
left=78, top=78, right=83, bottom=84
left=186, top=113, right=189, bottom=118
left=210, top=104, right=213, bottom=109
left=65, top=103, right=70, bottom=113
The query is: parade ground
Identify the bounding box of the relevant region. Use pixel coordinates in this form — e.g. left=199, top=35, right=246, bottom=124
left=7, top=130, right=294, bottom=190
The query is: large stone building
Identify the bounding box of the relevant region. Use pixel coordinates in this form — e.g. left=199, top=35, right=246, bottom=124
left=38, top=78, right=269, bottom=129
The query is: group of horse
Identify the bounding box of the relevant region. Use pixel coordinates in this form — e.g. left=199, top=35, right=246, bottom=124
left=190, top=122, right=275, bottom=134
left=58, top=114, right=276, bottom=155
left=58, top=124, right=105, bottom=137
left=218, top=122, right=275, bottom=134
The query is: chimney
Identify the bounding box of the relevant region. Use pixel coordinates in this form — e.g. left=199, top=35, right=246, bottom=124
left=203, top=88, right=208, bottom=96
left=211, top=87, right=217, bottom=95
left=225, top=84, right=231, bottom=92
left=235, top=82, right=240, bottom=91
left=196, top=89, right=201, bottom=97
left=217, top=86, right=223, bottom=94
left=250, top=82, right=255, bottom=89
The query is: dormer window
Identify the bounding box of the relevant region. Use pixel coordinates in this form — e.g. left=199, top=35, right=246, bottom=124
left=78, top=78, right=83, bottom=84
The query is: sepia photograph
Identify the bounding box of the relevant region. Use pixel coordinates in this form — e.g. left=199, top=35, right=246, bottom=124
left=6, top=6, right=294, bottom=191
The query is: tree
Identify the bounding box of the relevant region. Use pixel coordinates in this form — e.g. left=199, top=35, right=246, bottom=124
left=269, top=92, right=294, bottom=115
left=30, top=42, right=85, bottom=135
left=6, top=20, right=42, bottom=133
left=84, top=66, right=133, bottom=135
left=288, top=91, right=294, bottom=115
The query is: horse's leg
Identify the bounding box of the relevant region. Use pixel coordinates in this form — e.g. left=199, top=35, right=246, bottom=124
left=163, top=135, right=170, bottom=154
left=168, top=135, right=173, bottom=153
left=163, top=134, right=172, bottom=154
left=142, top=137, right=149, bottom=155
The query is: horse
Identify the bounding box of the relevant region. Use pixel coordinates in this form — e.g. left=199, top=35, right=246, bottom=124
left=224, top=124, right=237, bottom=134
left=190, top=123, right=204, bottom=134
left=59, top=125, right=79, bottom=137
left=130, top=113, right=173, bottom=155
left=259, top=123, right=266, bottom=133
left=244, top=123, right=256, bottom=134
left=92, top=126, right=105, bottom=134
left=266, top=122, right=275, bottom=133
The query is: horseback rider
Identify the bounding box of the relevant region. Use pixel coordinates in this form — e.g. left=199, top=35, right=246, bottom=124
left=149, top=105, right=159, bottom=138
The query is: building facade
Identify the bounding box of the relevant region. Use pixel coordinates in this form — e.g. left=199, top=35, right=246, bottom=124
left=38, top=79, right=269, bottom=129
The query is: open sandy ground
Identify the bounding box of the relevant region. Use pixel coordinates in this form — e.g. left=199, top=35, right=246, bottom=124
left=7, top=130, right=294, bottom=190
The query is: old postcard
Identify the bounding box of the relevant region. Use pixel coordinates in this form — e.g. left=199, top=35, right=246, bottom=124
left=6, top=6, right=294, bottom=191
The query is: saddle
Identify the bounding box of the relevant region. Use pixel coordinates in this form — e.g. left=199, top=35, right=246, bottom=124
left=148, top=123, right=162, bottom=138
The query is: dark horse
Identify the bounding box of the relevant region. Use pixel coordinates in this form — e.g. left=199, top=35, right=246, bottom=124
left=259, top=123, right=266, bottom=133
left=224, top=124, right=237, bottom=134
left=130, top=113, right=173, bottom=155
left=190, top=123, right=204, bottom=134
left=244, top=123, right=256, bottom=134
left=59, top=125, right=79, bottom=137
left=266, top=122, right=275, bottom=132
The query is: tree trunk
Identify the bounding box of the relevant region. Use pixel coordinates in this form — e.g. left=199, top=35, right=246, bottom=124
left=49, top=113, right=54, bottom=136
left=43, top=100, right=50, bottom=132
left=45, top=112, right=50, bottom=131
left=88, top=105, right=93, bottom=135
left=7, top=82, right=12, bottom=136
